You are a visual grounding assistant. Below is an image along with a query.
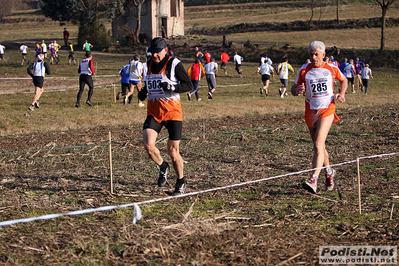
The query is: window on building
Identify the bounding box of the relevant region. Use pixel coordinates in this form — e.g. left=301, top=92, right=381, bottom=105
left=170, top=0, right=180, bottom=17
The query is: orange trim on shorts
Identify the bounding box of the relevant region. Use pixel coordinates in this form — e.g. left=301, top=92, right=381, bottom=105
left=305, top=101, right=339, bottom=128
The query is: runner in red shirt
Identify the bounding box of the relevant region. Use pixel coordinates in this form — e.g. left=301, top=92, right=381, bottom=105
left=187, top=58, right=205, bottom=101
left=204, top=51, right=212, bottom=64
left=220, top=51, right=230, bottom=75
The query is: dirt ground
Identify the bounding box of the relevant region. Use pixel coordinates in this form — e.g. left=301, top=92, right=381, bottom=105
left=0, top=104, right=398, bottom=265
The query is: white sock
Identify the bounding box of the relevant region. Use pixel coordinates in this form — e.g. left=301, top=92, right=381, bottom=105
left=326, top=167, right=333, bottom=175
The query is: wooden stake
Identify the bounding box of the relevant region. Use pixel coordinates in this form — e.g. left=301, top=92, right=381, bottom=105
left=109, top=131, right=114, bottom=194
left=390, top=203, right=395, bottom=220
left=357, top=157, right=361, bottom=214
left=113, top=84, right=116, bottom=104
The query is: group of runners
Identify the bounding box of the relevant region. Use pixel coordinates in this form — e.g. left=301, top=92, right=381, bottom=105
left=114, top=38, right=354, bottom=196
left=333, top=57, right=374, bottom=94
left=24, top=37, right=95, bottom=111
left=19, top=35, right=374, bottom=196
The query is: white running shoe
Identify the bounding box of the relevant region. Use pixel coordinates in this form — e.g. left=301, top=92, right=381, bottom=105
left=325, top=169, right=336, bottom=191
left=138, top=102, right=145, bottom=107
left=303, top=175, right=318, bottom=194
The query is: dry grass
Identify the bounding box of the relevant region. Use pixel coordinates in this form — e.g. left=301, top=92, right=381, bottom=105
left=1, top=61, right=398, bottom=136
left=202, top=27, right=399, bottom=50
left=185, top=2, right=399, bottom=30
left=0, top=3, right=398, bottom=265
left=0, top=104, right=397, bottom=264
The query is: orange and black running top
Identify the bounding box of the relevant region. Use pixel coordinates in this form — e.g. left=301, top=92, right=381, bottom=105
left=144, top=55, right=193, bottom=123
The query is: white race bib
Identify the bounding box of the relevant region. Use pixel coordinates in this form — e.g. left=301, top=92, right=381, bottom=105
left=305, top=68, right=334, bottom=109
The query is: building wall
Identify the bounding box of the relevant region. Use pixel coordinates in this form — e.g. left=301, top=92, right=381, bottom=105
left=112, top=0, right=184, bottom=44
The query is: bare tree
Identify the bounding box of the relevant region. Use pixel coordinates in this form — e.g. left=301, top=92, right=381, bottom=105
left=374, top=0, right=398, bottom=52
left=336, top=0, right=340, bottom=23
left=308, top=0, right=316, bottom=25
left=129, top=0, right=145, bottom=44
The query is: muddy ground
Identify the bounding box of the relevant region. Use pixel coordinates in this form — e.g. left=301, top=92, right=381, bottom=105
left=0, top=104, right=398, bottom=265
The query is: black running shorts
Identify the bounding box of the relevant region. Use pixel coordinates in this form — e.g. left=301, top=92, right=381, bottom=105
left=143, top=115, right=182, bottom=141
left=261, top=74, right=271, bottom=82
left=33, top=76, right=44, bottom=88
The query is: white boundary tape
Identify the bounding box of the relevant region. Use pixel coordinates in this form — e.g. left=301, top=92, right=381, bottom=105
left=0, top=152, right=397, bottom=227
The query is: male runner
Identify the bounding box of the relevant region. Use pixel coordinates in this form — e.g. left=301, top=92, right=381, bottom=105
left=291, top=40, right=347, bottom=194
left=276, top=57, right=294, bottom=98
left=204, top=57, right=218, bottom=99
left=125, top=54, right=145, bottom=107
left=27, top=53, right=51, bottom=111
left=256, top=61, right=274, bottom=97
left=220, top=51, right=230, bottom=75
left=20, top=43, right=28, bottom=65
left=76, top=51, right=95, bottom=107
left=138, top=37, right=193, bottom=196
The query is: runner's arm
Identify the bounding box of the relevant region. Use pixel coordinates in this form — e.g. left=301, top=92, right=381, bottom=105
left=26, top=64, right=34, bottom=77
left=174, top=62, right=194, bottom=93
left=44, top=62, right=51, bottom=75
left=336, top=74, right=347, bottom=103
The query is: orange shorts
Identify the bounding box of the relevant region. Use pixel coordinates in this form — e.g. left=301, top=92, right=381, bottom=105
left=305, top=101, right=339, bottom=128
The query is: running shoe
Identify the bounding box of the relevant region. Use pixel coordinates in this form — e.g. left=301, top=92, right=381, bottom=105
left=325, top=168, right=336, bottom=191
left=158, top=163, right=170, bottom=187
left=280, top=94, right=284, bottom=98
left=171, top=178, right=186, bottom=196
left=28, top=104, right=34, bottom=111
left=197, top=98, right=202, bottom=102
left=208, top=92, right=213, bottom=99
left=302, top=175, right=318, bottom=194
left=138, top=102, right=145, bottom=107
left=116, top=92, right=122, bottom=101
left=75, top=102, right=80, bottom=108
left=260, top=87, right=263, bottom=95
left=34, top=101, right=40, bottom=108
left=187, top=93, right=191, bottom=101
left=85, top=100, right=93, bottom=106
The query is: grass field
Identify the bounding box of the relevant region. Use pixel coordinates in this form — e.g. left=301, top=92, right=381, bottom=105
left=0, top=2, right=398, bottom=265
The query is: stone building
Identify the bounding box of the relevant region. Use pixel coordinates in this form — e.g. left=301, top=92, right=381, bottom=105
left=112, top=0, right=185, bottom=44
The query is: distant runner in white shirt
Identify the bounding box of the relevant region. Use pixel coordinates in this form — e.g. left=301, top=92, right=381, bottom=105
left=125, top=54, right=145, bottom=107
left=20, top=44, right=28, bottom=65
left=0, top=44, right=7, bottom=62
left=256, top=62, right=274, bottom=97
left=26, top=53, right=51, bottom=111
left=233, top=52, right=243, bottom=78
left=41, top=40, right=48, bottom=59
left=276, top=57, right=294, bottom=98
left=204, top=57, right=218, bottom=99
